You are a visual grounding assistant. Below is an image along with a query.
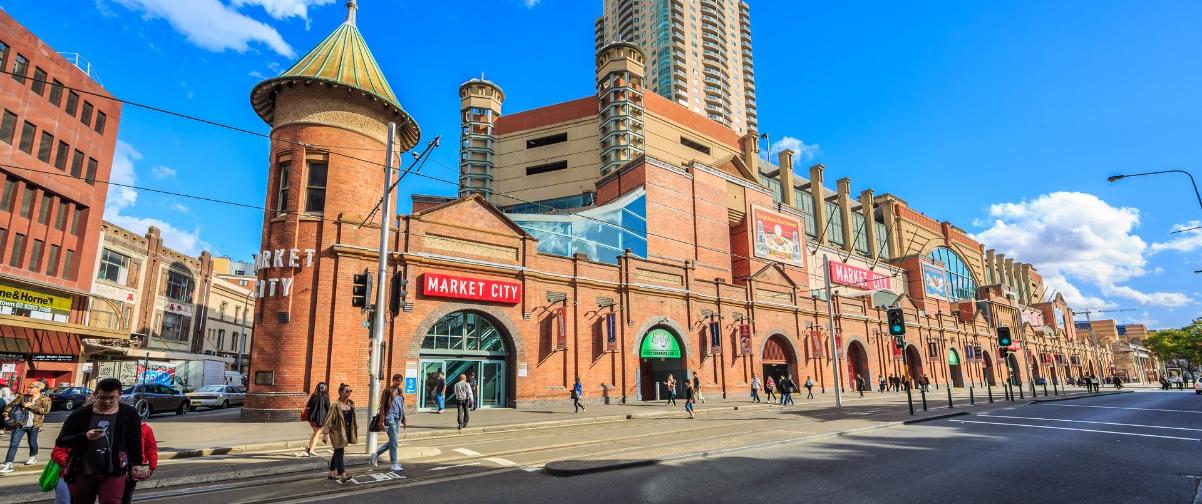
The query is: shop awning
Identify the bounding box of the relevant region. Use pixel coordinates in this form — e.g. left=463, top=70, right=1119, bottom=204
left=81, top=340, right=234, bottom=364
left=0, top=325, right=81, bottom=355
left=0, top=314, right=128, bottom=340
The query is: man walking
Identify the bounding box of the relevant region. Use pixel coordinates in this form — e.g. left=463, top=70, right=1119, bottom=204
left=804, top=376, right=815, bottom=400
left=878, top=375, right=886, bottom=393
left=56, top=378, right=145, bottom=503
left=371, top=374, right=406, bottom=473
left=1, top=380, right=50, bottom=472
left=692, top=372, right=705, bottom=404
left=750, top=375, right=761, bottom=403
left=855, top=375, right=865, bottom=398
left=434, top=371, right=447, bottom=414
left=454, top=374, right=473, bottom=431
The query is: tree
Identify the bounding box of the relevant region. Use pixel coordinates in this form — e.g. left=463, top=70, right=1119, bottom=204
left=1146, top=322, right=1202, bottom=381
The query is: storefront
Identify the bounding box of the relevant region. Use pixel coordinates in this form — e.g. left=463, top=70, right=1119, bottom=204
left=761, top=334, right=797, bottom=386
left=417, top=310, right=512, bottom=411
left=638, top=327, right=686, bottom=401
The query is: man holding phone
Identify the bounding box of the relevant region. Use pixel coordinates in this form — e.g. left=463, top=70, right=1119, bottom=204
left=56, top=378, right=145, bottom=503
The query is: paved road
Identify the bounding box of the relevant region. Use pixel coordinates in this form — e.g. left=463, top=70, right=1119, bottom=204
left=121, top=391, right=1201, bottom=504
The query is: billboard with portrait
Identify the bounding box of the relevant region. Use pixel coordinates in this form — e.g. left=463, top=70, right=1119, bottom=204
left=752, top=206, right=803, bottom=266
left=921, top=262, right=948, bottom=299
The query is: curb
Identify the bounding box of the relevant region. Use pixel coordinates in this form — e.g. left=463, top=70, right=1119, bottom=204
left=902, top=410, right=969, bottom=425
left=1030, top=390, right=1132, bottom=404
left=544, top=458, right=657, bottom=476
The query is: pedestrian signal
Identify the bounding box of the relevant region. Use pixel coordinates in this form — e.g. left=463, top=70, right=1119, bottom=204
left=887, top=308, right=905, bottom=336
left=352, top=269, right=372, bottom=309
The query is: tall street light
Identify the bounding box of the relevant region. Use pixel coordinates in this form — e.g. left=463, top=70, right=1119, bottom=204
left=1107, top=170, right=1202, bottom=211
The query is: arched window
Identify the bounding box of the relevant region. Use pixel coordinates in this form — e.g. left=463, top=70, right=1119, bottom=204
left=928, top=247, right=978, bottom=302
left=421, top=311, right=505, bottom=354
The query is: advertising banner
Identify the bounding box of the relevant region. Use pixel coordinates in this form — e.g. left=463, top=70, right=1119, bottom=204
left=828, top=260, right=892, bottom=291
left=921, top=263, right=948, bottom=300
left=752, top=206, right=803, bottom=266
left=555, top=307, right=567, bottom=350
left=965, top=345, right=975, bottom=360
left=810, top=331, right=823, bottom=359
left=640, top=328, right=681, bottom=359
left=738, top=324, right=752, bottom=356
left=605, top=313, right=616, bottom=351
left=708, top=321, right=721, bottom=352
left=0, top=282, right=72, bottom=322
left=421, top=272, right=521, bottom=304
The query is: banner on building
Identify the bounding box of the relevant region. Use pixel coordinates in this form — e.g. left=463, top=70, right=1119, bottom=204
left=708, top=321, right=721, bottom=353
left=920, top=263, right=948, bottom=300
left=0, top=282, right=72, bottom=322
left=892, top=345, right=902, bottom=360
left=738, top=324, right=752, bottom=356
left=421, top=272, right=521, bottom=304
left=973, top=344, right=983, bottom=361
left=751, top=206, right=803, bottom=266
left=809, top=331, right=823, bottom=359
left=834, top=331, right=843, bottom=359
left=555, top=307, right=567, bottom=350
left=605, top=313, right=616, bottom=351
left=965, top=345, right=975, bottom=360
left=828, top=260, right=892, bottom=291
left=640, top=328, right=681, bottom=359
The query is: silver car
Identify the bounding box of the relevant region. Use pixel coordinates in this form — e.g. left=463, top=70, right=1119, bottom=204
left=120, top=384, right=190, bottom=419
left=186, top=385, right=246, bottom=410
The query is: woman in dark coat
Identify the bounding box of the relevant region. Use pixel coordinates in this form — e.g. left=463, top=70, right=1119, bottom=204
left=302, top=382, right=330, bottom=457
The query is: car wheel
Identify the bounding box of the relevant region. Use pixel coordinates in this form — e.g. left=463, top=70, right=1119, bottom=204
left=63, top=399, right=75, bottom=411
left=136, top=401, right=151, bottom=420
left=221, top=400, right=230, bottom=409
left=176, top=402, right=187, bottom=415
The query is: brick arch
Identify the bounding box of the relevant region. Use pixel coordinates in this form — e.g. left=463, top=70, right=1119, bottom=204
left=759, top=329, right=799, bottom=362
left=631, top=316, right=693, bottom=361
left=406, top=303, right=525, bottom=362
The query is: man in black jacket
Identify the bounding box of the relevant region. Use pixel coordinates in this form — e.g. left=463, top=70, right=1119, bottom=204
left=56, top=378, right=144, bottom=503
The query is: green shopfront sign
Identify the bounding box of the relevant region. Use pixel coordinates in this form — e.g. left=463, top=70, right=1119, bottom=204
left=640, top=328, right=681, bottom=359
left=947, top=349, right=960, bottom=366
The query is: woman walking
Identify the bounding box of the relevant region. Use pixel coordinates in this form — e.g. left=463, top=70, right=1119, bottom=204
left=571, top=377, right=586, bottom=413
left=321, top=384, right=358, bottom=484
left=804, top=376, right=815, bottom=400
left=764, top=376, right=777, bottom=403
left=301, top=382, right=329, bottom=458
left=664, top=374, right=678, bottom=406
left=684, top=381, right=695, bottom=419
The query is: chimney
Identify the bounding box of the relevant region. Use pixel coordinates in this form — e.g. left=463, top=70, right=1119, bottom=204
left=837, top=178, right=853, bottom=252
left=859, top=189, right=877, bottom=260
left=985, top=249, right=996, bottom=284
left=778, top=149, right=795, bottom=206
left=809, top=164, right=827, bottom=246
left=741, top=132, right=759, bottom=177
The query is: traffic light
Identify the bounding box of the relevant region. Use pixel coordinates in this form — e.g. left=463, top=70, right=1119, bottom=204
left=351, top=269, right=372, bottom=309
left=388, top=271, right=407, bottom=317
left=887, top=308, right=906, bottom=336
left=997, top=326, right=1012, bottom=348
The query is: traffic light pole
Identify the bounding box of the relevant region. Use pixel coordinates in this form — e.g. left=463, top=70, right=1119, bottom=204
left=822, top=254, right=843, bottom=408
left=366, top=122, right=396, bottom=455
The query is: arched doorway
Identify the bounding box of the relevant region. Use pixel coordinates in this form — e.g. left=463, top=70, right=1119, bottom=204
left=846, top=340, right=870, bottom=391
left=418, top=310, right=513, bottom=411
left=947, top=348, right=964, bottom=388
left=903, top=345, right=923, bottom=388
left=981, top=351, right=996, bottom=386
left=761, top=334, right=797, bottom=386
left=638, top=326, right=686, bottom=401
left=1006, top=353, right=1022, bottom=386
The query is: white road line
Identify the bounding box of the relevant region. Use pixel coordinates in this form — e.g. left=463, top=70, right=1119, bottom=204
left=948, top=419, right=1201, bottom=441
left=429, top=463, right=482, bottom=471
left=1040, top=404, right=1202, bottom=414
left=978, top=414, right=1202, bottom=432
left=452, top=448, right=482, bottom=457
left=484, top=457, right=517, bottom=467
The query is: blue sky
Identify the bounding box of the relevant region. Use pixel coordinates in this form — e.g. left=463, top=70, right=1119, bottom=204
left=4, top=1, right=1200, bottom=328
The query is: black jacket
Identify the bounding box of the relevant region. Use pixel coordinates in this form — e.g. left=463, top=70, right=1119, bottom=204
left=56, top=403, right=142, bottom=480
left=306, top=393, right=330, bottom=425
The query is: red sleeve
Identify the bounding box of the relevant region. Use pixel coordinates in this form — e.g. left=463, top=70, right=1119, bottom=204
left=51, top=445, right=70, bottom=467
left=142, top=423, right=159, bottom=470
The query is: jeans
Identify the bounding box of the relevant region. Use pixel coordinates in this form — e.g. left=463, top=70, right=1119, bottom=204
left=54, top=479, right=69, bottom=504
left=5, top=426, right=38, bottom=463
left=685, top=401, right=694, bottom=413
left=374, top=418, right=399, bottom=464
left=781, top=392, right=794, bottom=405
left=806, top=386, right=814, bottom=399
left=435, top=393, right=445, bottom=411
left=329, top=448, right=346, bottom=474
left=457, top=402, right=471, bottom=428
left=750, top=389, right=760, bottom=402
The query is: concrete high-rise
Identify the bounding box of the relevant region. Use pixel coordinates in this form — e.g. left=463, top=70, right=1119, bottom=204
left=596, top=0, right=757, bottom=134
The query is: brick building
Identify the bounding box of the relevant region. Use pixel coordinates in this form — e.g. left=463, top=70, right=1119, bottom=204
left=0, top=10, right=123, bottom=387
left=243, top=3, right=1115, bottom=421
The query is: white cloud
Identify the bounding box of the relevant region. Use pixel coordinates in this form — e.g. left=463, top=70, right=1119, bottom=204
left=170, top=203, right=190, bottom=213
left=113, top=0, right=295, bottom=58
left=151, top=165, right=176, bottom=179
left=973, top=191, right=1192, bottom=309
left=1150, top=220, right=1202, bottom=254
left=248, top=70, right=266, bottom=79
left=230, top=0, right=334, bottom=20
left=769, top=136, right=821, bottom=162
left=105, top=139, right=210, bottom=255
left=524, top=0, right=542, bottom=7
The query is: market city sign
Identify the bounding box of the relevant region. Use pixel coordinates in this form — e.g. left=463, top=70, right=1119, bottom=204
left=421, top=272, right=521, bottom=304
left=253, top=248, right=317, bottom=298
left=828, top=260, right=892, bottom=291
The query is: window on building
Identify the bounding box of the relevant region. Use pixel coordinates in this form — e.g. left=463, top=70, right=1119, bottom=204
left=526, top=132, right=568, bottom=148
left=54, top=202, right=67, bottom=230
left=70, top=150, right=84, bottom=178
left=826, top=201, right=843, bottom=246
left=303, top=161, right=326, bottom=214
left=37, top=193, right=51, bottom=224
left=30, top=67, right=46, bottom=95
left=796, top=189, right=816, bottom=238
left=62, top=249, right=74, bottom=280
left=19, top=186, right=35, bottom=218
left=0, top=180, right=14, bottom=211
left=18, top=121, right=36, bottom=154
left=216, top=329, right=225, bottom=350
left=97, top=248, right=131, bottom=284
left=94, top=112, right=106, bottom=134
left=875, top=221, right=890, bottom=259
left=71, top=206, right=84, bottom=236
left=160, top=312, right=190, bottom=341
left=85, top=158, right=97, bottom=185
left=37, top=132, right=53, bottom=163
left=9, top=233, right=25, bottom=267
left=166, top=269, right=194, bottom=303
left=0, top=41, right=7, bottom=72
left=928, top=246, right=979, bottom=302
left=11, top=54, right=27, bottom=83
left=0, top=110, right=15, bottom=144
left=275, top=160, right=290, bottom=216
left=80, top=101, right=93, bottom=126
left=45, top=244, right=60, bottom=277
left=0, top=228, right=7, bottom=264
left=65, top=92, right=79, bottom=116
left=680, top=136, right=711, bottom=155
left=48, top=80, right=63, bottom=106
left=852, top=212, right=870, bottom=255
left=28, top=239, right=43, bottom=273
left=54, top=141, right=69, bottom=170
left=526, top=160, right=568, bottom=176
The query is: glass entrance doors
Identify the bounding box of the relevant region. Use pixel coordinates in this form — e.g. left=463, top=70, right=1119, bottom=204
left=418, top=358, right=506, bottom=410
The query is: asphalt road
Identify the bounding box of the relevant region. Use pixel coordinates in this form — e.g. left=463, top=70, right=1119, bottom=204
left=105, top=389, right=1200, bottom=504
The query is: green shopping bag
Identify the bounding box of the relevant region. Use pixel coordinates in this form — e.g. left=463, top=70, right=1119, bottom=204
left=37, top=461, right=61, bottom=492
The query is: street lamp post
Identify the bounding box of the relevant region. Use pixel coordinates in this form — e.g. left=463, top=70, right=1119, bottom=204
left=1107, top=170, right=1202, bottom=211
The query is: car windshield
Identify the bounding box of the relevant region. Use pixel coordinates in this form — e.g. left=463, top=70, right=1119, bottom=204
left=49, top=387, right=72, bottom=394
left=121, top=386, right=140, bottom=394
left=197, top=385, right=225, bottom=392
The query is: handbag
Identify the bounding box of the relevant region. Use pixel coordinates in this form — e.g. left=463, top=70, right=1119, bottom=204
left=300, top=406, right=310, bottom=422
left=368, top=414, right=382, bottom=433
left=38, top=461, right=60, bottom=492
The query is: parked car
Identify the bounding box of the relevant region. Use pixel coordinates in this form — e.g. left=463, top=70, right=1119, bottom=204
left=47, top=386, right=92, bottom=411
left=120, top=384, right=190, bottom=419
left=186, top=385, right=245, bottom=410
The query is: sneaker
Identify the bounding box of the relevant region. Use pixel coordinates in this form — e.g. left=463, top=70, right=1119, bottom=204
left=391, top=464, right=403, bottom=472
left=370, top=451, right=380, bottom=467
left=0, top=463, right=12, bottom=474
left=23, top=457, right=35, bottom=466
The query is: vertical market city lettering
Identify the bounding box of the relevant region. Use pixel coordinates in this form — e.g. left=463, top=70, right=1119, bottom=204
left=254, top=248, right=316, bottom=298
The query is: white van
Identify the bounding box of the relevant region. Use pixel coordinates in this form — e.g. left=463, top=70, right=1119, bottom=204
left=224, top=371, right=246, bottom=386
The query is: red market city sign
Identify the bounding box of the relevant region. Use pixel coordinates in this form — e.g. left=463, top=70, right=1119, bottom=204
left=828, top=260, right=891, bottom=291
left=421, top=273, right=521, bottom=304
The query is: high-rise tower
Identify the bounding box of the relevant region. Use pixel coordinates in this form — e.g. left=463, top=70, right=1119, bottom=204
left=596, top=0, right=757, bottom=134
left=243, top=0, right=419, bottom=421
left=596, top=42, right=646, bottom=176
left=458, top=78, right=504, bottom=200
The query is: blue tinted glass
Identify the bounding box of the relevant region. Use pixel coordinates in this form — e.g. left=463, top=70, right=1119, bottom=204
left=510, top=189, right=648, bottom=264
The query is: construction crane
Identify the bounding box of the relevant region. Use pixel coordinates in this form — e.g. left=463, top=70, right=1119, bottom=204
left=1072, top=308, right=1136, bottom=324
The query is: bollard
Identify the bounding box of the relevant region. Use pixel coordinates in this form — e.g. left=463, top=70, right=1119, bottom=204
left=987, top=385, right=993, bottom=403
left=947, top=387, right=954, bottom=409
left=970, top=386, right=975, bottom=406
left=1053, top=381, right=1058, bottom=396
left=1018, top=383, right=1024, bottom=400
left=906, top=387, right=915, bottom=415
left=921, top=388, right=928, bottom=411
left=1043, top=383, right=1049, bottom=397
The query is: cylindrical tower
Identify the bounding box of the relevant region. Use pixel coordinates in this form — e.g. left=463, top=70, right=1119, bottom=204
left=242, top=0, right=420, bottom=421
left=458, top=79, right=503, bottom=200
left=596, top=42, right=646, bottom=176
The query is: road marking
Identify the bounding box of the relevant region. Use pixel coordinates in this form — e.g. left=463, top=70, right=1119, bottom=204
left=1041, top=404, right=1202, bottom=414
left=948, top=419, right=1201, bottom=441
left=978, top=414, right=1202, bottom=432
left=351, top=472, right=405, bottom=484
left=484, top=457, right=517, bottom=467
left=429, top=463, right=482, bottom=471
left=452, top=448, right=481, bottom=457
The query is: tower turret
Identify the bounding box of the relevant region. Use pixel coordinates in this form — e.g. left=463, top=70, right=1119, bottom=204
left=458, top=78, right=504, bottom=200
left=596, top=42, right=646, bottom=176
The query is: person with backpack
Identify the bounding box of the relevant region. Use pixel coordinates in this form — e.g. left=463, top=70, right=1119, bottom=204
left=571, top=377, right=585, bottom=413
left=300, top=382, right=329, bottom=458
left=56, top=378, right=144, bottom=503
left=804, top=376, right=815, bottom=400
left=764, top=376, right=776, bottom=403
left=1, top=381, right=51, bottom=473
left=750, top=375, right=761, bottom=403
